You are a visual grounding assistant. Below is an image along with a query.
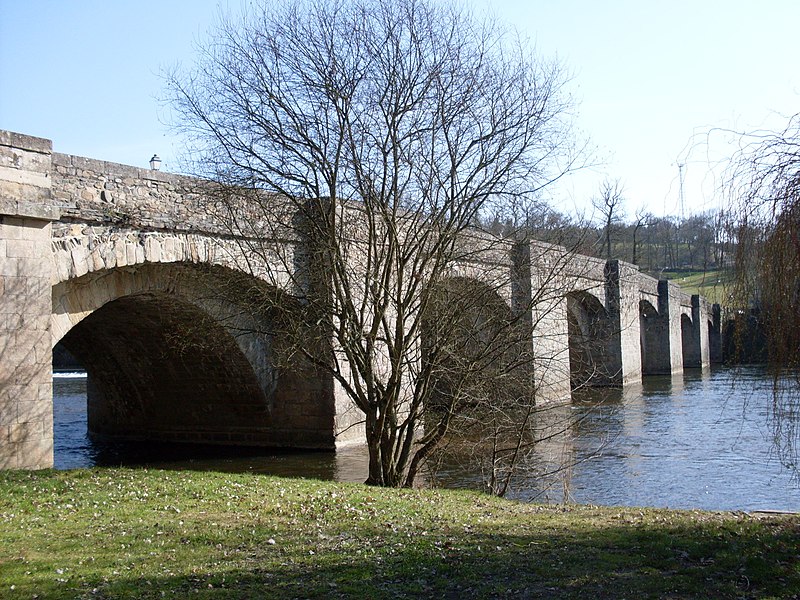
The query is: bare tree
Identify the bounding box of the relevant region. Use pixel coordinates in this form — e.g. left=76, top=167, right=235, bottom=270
left=592, top=179, right=625, bottom=260
left=166, top=0, right=584, bottom=488
left=631, top=207, right=651, bottom=266
left=724, top=112, right=800, bottom=474
left=711, top=208, right=731, bottom=269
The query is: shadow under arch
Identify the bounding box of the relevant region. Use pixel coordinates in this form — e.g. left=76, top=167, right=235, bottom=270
left=639, top=298, right=663, bottom=375
left=53, top=262, right=336, bottom=450
left=421, top=275, right=521, bottom=408
left=566, top=290, right=612, bottom=389
left=680, top=313, right=697, bottom=368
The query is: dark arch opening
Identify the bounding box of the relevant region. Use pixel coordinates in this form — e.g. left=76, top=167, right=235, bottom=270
left=53, top=342, right=82, bottom=371
left=639, top=299, right=663, bottom=375
left=50, top=263, right=340, bottom=469
left=421, top=276, right=521, bottom=410
left=566, top=291, right=610, bottom=389
left=721, top=312, right=767, bottom=364
left=681, top=313, right=699, bottom=368
left=59, top=292, right=272, bottom=446
left=708, top=319, right=718, bottom=363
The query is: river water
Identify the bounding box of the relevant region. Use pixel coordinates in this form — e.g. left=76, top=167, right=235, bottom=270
left=53, top=367, right=799, bottom=512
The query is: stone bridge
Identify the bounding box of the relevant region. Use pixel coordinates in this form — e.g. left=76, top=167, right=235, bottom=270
left=0, top=131, right=720, bottom=469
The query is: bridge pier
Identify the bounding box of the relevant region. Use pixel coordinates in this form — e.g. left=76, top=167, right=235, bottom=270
left=520, top=240, right=572, bottom=403
left=710, top=304, right=722, bottom=363
left=0, top=132, right=59, bottom=469
left=531, top=292, right=572, bottom=401
left=640, top=279, right=684, bottom=375
left=683, top=294, right=711, bottom=368
left=604, top=260, right=642, bottom=386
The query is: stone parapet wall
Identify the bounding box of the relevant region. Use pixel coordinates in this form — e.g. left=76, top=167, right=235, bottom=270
left=0, top=132, right=59, bottom=221
left=638, top=272, right=660, bottom=297
left=51, top=152, right=219, bottom=234
left=678, top=289, right=694, bottom=309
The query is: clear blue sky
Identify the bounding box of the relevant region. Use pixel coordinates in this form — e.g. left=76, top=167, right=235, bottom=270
left=2, top=0, right=798, bottom=219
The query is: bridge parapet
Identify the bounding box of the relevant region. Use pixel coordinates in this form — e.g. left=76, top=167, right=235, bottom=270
left=561, top=251, right=607, bottom=292
left=637, top=272, right=660, bottom=299
left=51, top=153, right=218, bottom=234
left=48, top=152, right=300, bottom=293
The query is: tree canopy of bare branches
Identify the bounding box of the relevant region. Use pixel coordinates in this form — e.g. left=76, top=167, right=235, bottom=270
left=592, top=179, right=625, bottom=260
left=166, top=0, right=582, bottom=488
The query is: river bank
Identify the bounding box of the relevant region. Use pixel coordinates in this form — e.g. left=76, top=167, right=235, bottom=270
left=1, top=468, right=797, bottom=599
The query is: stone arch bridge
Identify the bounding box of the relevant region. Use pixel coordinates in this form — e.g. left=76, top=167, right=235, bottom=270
left=0, top=131, right=720, bottom=469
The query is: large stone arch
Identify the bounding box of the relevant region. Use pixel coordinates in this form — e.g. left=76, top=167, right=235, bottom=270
left=52, top=262, right=336, bottom=449
left=566, top=291, right=613, bottom=388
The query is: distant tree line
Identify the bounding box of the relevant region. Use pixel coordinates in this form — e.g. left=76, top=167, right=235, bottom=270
left=483, top=200, right=734, bottom=277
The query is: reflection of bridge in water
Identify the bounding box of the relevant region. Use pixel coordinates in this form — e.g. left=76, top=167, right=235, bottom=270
left=0, top=130, right=720, bottom=469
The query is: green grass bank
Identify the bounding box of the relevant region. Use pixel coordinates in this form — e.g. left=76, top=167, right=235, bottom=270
left=0, top=468, right=797, bottom=599
left=661, top=269, right=734, bottom=306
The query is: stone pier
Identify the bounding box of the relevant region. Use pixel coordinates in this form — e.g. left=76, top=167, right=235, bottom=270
left=0, top=132, right=59, bottom=469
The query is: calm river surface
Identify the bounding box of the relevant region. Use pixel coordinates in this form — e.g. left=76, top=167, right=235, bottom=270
left=53, top=366, right=798, bottom=512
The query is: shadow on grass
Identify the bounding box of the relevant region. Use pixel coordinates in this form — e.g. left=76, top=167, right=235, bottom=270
left=5, top=515, right=798, bottom=599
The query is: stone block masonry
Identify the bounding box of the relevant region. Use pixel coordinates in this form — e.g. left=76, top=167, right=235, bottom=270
left=0, top=132, right=59, bottom=469
left=51, top=152, right=216, bottom=234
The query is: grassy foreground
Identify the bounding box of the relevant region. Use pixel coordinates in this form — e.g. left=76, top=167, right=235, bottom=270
left=0, top=469, right=797, bottom=599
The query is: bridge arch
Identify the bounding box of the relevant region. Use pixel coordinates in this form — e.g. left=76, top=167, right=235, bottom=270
left=421, top=276, right=522, bottom=406
left=51, top=230, right=294, bottom=288
left=680, top=313, right=698, bottom=368
left=639, top=299, right=662, bottom=375
left=566, top=291, right=611, bottom=388
left=52, top=262, right=335, bottom=449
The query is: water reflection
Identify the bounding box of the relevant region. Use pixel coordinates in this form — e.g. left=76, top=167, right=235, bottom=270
left=53, top=367, right=799, bottom=511
left=53, top=371, right=372, bottom=480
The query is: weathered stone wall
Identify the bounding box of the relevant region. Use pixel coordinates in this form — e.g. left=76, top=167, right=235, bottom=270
left=638, top=272, right=660, bottom=299
left=51, top=153, right=216, bottom=233
left=49, top=152, right=299, bottom=295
